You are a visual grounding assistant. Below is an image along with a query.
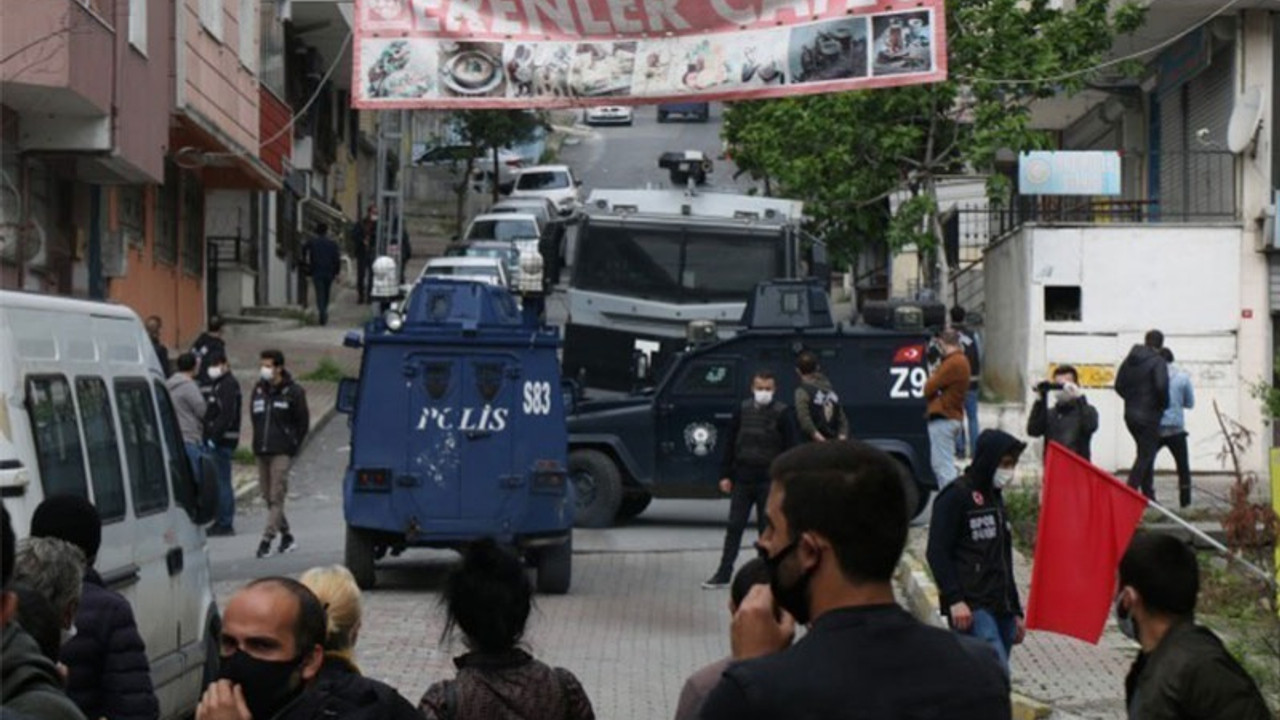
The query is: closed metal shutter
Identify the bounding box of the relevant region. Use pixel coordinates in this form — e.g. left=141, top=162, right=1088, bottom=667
left=1185, top=47, right=1236, bottom=218
left=1159, top=89, right=1187, bottom=217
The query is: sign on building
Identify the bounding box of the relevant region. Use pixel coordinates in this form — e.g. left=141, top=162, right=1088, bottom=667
left=1019, top=151, right=1122, bottom=197
left=352, top=0, right=948, bottom=109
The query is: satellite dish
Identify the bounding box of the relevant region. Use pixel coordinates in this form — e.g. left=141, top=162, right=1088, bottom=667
left=1227, top=85, right=1263, bottom=154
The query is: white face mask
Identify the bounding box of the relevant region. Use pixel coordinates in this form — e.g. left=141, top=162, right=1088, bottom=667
left=61, top=624, right=77, bottom=645
left=207, top=366, right=224, bottom=380
left=753, top=390, right=774, bottom=406
left=993, top=468, right=1015, bottom=489
left=259, top=366, right=275, bottom=382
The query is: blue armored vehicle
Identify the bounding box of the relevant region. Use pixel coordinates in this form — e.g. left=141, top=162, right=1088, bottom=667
left=337, top=274, right=573, bottom=592
left=565, top=280, right=934, bottom=527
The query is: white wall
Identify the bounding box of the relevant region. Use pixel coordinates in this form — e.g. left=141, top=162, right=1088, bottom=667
left=982, top=230, right=1032, bottom=401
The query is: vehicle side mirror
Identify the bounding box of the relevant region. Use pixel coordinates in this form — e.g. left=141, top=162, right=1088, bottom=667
left=337, top=378, right=359, bottom=415
left=343, top=330, right=363, bottom=349
left=193, top=453, right=219, bottom=525
left=631, top=350, right=652, bottom=384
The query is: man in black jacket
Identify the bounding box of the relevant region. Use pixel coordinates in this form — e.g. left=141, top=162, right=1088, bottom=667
left=926, top=429, right=1026, bottom=674
left=198, top=577, right=418, bottom=720
left=29, top=495, right=158, bottom=720
left=144, top=315, right=172, bottom=377
left=1114, top=329, right=1169, bottom=499
left=202, top=350, right=242, bottom=536
left=703, top=370, right=795, bottom=589
left=304, top=223, right=343, bottom=326
left=700, top=441, right=1010, bottom=720
left=1119, top=533, right=1269, bottom=719
left=1027, top=364, right=1099, bottom=460
left=191, top=316, right=227, bottom=386
left=252, top=349, right=310, bottom=559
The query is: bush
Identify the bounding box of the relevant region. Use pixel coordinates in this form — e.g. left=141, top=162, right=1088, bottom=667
left=232, top=447, right=255, bottom=465
left=300, top=356, right=344, bottom=383
left=1003, top=483, right=1041, bottom=555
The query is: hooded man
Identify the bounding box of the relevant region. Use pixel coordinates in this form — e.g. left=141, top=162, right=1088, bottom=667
left=1114, top=330, right=1169, bottom=500
left=793, top=351, right=850, bottom=443
left=926, top=429, right=1026, bottom=673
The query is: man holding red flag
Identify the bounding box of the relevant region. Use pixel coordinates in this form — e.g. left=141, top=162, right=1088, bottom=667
left=926, top=429, right=1027, bottom=672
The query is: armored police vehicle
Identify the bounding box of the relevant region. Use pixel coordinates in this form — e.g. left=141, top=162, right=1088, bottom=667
left=565, top=281, right=934, bottom=528
left=337, top=269, right=574, bottom=593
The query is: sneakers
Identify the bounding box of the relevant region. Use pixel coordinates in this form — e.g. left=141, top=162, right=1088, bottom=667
left=256, top=540, right=273, bottom=559
left=701, top=572, right=731, bottom=590
left=278, top=533, right=297, bottom=554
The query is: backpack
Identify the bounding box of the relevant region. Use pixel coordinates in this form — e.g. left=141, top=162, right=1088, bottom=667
left=803, top=382, right=841, bottom=439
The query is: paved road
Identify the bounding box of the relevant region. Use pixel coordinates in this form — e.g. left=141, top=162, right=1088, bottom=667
left=560, top=103, right=759, bottom=195
left=210, top=416, right=754, bottom=719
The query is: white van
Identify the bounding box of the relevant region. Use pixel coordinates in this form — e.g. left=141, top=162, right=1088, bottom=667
left=0, top=291, right=220, bottom=719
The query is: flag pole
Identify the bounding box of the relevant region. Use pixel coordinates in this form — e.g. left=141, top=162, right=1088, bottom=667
left=1143, top=500, right=1276, bottom=587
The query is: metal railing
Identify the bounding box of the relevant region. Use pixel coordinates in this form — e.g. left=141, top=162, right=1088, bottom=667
left=207, top=235, right=257, bottom=272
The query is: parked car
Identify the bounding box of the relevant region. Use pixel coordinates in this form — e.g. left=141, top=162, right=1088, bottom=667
left=463, top=213, right=542, bottom=244
left=510, top=165, right=582, bottom=217
left=657, top=102, right=710, bottom=122
left=489, top=198, right=569, bottom=283
left=420, top=256, right=509, bottom=287
left=584, top=106, right=634, bottom=126
left=447, top=241, right=527, bottom=289
left=0, top=291, right=220, bottom=719
left=415, top=144, right=524, bottom=191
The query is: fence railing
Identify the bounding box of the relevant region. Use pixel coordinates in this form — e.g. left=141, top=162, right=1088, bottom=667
left=207, top=235, right=257, bottom=273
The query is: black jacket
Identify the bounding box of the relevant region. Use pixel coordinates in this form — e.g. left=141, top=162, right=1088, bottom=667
left=1, top=624, right=86, bottom=720
left=277, top=655, right=420, bottom=720
left=927, top=429, right=1025, bottom=616
left=1115, top=345, right=1169, bottom=426
left=719, top=400, right=795, bottom=476
left=1125, top=621, right=1271, bottom=720
left=59, top=569, right=158, bottom=720
left=699, top=605, right=1010, bottom=720
left=191, top=332, right=226, bottom=385
left=1027, top=395, right=1099, bottom=460
left=305, top=234, right=342, bottom=280
left=203, top=372, right=243, bottom=448
left=251, top=372, right=310, bottom=457
left=150, top=340, right=172, bottom=378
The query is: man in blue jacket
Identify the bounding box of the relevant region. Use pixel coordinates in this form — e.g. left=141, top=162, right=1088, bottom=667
left=30, top=495, right=159, bottom=720
left=926, top=429, right=1026, bottom=673
left=303, top=222, right=342, bottom=326
left=1157, top=348, right=1196, bottom=508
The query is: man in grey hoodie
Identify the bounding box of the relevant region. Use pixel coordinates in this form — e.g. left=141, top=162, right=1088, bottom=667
left=166, top=352, right=208, bottom=481
left=793, top=351, right=850, bottom=443
left=1114, top=330, right=1169, bottom=500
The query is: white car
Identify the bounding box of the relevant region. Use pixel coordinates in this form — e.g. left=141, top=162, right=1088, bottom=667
left=510, top=165, right=582, bottom=217
left=463, top=213, right=542, bottom=244
left=584, top=106, right=633, bottom=126
left=420, top=256, right=509, bottom=287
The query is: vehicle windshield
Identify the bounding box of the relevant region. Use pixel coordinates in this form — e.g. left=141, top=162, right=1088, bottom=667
left=428, top=264, right=499, bottom=278
left=467, top=219, right=539, bottom=241
left=516, top=171, right=570, bottom=190
left=466, top=247, right=519, bottom=267
left=492, top=205, right=551, bottom=224
left=572, top=223, right=784, bottom=304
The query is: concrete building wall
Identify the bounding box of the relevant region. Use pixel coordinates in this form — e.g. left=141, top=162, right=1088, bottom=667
left=177, top=0, right=259, bottom=152
left=982, top=232, right=1032, bottom=402
left=116, top=0, right=174, bottom=182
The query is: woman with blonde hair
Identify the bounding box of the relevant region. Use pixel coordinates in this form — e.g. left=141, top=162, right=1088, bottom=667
left=296, top=564, right=419, bottom=719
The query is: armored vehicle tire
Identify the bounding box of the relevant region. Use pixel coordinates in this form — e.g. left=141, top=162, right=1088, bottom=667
left=346, top=526, right=378, bottom=590
left=536, top=535, right=573, bottom=594
left=569, top=449, right=623, bottom=528
left=616, top=491, right=653, bottom=521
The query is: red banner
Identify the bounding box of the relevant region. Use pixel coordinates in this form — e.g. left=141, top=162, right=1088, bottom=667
left=353, top=0, right=948, bottom=109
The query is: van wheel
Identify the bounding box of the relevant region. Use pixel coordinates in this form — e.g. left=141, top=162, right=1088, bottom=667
left=616, top=491, right=652, bottom=521
left=536, top=535, right=572, bottom=594
left=569, top=449, right=622, bottom=528
left=345, top=526, right=377, bottom=590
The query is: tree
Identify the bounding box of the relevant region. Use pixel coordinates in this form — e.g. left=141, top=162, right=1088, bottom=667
left=724, top=0, right=1145, bottom=293
left=451, top=110, right=546, bottom=233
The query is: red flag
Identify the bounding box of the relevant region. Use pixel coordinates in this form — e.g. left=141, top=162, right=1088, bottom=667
left=1025, top=441, right=1149, bottom=643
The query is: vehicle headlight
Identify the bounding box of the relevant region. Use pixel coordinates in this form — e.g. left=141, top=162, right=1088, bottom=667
left=384, top=309, right=404, bottom=331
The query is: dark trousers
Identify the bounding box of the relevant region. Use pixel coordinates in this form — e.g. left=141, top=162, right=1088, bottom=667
left=715, top=466, right=771, bottom=578
left=1158, top=430, right=1192, bottom=506
left=313, top=276, right=334, bottom=325
left=1125, top=418, right=1161, bottom=500
left=355, top=254, right=372, bottom=302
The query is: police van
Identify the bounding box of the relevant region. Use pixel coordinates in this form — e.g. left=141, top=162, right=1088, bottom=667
left=0, top=291, right=219, bottom=719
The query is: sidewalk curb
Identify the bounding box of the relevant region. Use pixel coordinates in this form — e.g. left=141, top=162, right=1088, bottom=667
left=232, top=406, right=339, bottom=502
left=901, top=548, right=1053, bottom=719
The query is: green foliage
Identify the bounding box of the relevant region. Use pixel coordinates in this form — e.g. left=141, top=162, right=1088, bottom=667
left=452, top=110, right=546, bottom=203
left=722, top=0, right=1147, bottom=266
left=1249, top=360, right=1280, bottom=421
left=300, top=356, right=345, bottom=383
left=232, top=447, right=256, bottom=466
left=1003, top=483, right=1041, bottom=555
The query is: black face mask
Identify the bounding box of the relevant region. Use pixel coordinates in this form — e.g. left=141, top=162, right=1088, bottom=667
left=758, top=540, right=815, bottom=626
left=218, top=649, right=306, bottom=720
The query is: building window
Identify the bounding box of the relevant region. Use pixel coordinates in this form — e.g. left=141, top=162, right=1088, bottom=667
left=238, top=0, right=257, bottom=71
left=119, top=185, right=145, bottom=249
left=200, top=0, right=224, bottom=41
left=259, top=0, right=286, bottom=98
left=1044, top=286, right=1082, bottom=322
left=181, top=171, right=203, bottom=276
left=128, top=0, right=147, bottom=54
left=155, top=162, right=178, bottom=266
left=26, top=375, right=90, bottom=500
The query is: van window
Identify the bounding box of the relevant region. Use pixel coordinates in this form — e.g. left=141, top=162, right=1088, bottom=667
left=674, top=360, right=737, bottom=397
left=75, top=377, right=127, bottom=523
left=115, top=380, right=170, bottom=516
left=516, top=171, right=570, bottom=190
left=154, top=379, right=197, bottom=511
left=25, top=375, right=89, bottom=499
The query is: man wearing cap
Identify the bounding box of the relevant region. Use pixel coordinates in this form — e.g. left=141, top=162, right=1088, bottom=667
left=31, top=495, right=159, bottom=720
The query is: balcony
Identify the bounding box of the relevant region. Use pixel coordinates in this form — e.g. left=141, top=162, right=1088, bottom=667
left=0, top=0, right=116, bottom=151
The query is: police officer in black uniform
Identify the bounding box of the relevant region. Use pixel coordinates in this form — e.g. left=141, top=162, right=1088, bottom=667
left=703, top=370, right=796, bottom=589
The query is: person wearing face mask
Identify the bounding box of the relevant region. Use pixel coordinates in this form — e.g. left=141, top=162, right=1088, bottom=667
left=30, top=495, right=159, bottom=720
left=251, top=349, right=310, bottom=559
left=703, top=370, right=797, bottom=589
left=700, top=441, right=1010, bottom=720
left=925, top=429, right=1026, bottom=673
left=203, top=350, right=243, bottom=536
left=1027, top=365, right=1099, bottom=461
left=1117, top=533, right=1269, bottom=720
left=168, top=352, right=209, bottom=482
